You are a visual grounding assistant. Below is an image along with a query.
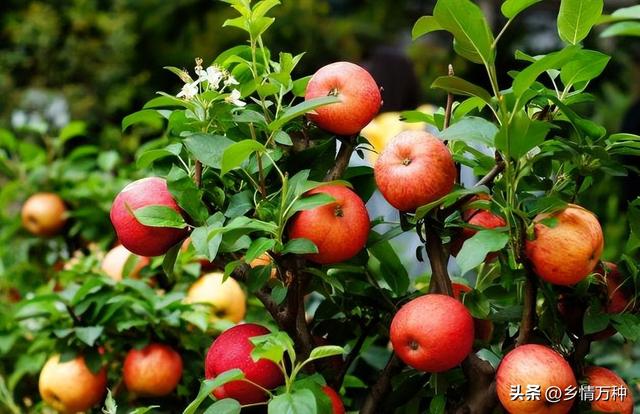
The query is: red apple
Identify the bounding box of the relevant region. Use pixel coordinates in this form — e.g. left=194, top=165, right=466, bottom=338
left=584, top=366, right=634, bottom=414
left=322, top=385, right=345, bottom=414
left=451, top=196, right=506, bottom=257
left=39, top=354, right=107, bottom=413
left=451, top=283, right=494, bottom=342
left=305, top=61, right=381, bottom=135
left=390, top=294, right=474, bottom=372
left=288, top=185, right=369, bottom=264
left=374, top=131, right=456, bottom=212
left=205, top=323, right=284, bottom=405
left=496, top=344, right=577, bottom=414
left=110, top=177, right=188, bottom=257
left=525, top=204, right=604, bottom=285
left=22, top=193, right=67, bottom=237
left=123, top=343, right=183, bottom=397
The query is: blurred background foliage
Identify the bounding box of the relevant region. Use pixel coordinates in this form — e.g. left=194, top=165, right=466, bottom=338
left=1, top=0, right=640, bottom=410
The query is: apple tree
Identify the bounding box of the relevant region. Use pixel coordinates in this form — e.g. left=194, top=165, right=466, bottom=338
left=2, top=0, right=640, bottom=413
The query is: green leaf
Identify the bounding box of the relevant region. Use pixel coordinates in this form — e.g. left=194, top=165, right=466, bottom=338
left=558, top=0, right=603, bottom=45
left=167, top=166, right=209, bottom=225
left=307, top=345, right=345, bottom=362
left=75, top=326, right=104, bottom=347
left=441, top=117, right=498, bottom=146
left=286, top=193, right=335, bottom=221
left=429, top=394, right=446, bottom=414
left=184, top=134, right=235, bottom=170
left=431, top=76, right=493, bottom=104
left=433, top=0, right=495, bottom=65
left=513, top=46, right=580, bottom=97
left=560, top=50, right=610, bottom=87
left=268, top=389, right=317, bottom=414
left=59, top=121, right=86, bottom=144
left=245, top=237, right=276, bottom=262
left=495, top=111, right=551, bottom=159
left=191, top=213, right=226, bottom=261
left=220, top=139, right=266, bottom=175
left=281, top=238, right=318, bottom=255
left=122, top=109, right=164, bottom=132
left=250, top=331, right=295, bottom=365
left=610, top=313, right=640, bottom=341
left=367, top=237, right=410, bottom=296
left=415, top=186, right=489, bottom=220
left=130, top=407, right=160, bottom=414
left=501, top=0, right=542, bottom=19
left=412, top=16, right=444, bottom=40
left=203, top=399, right=241, bottom=414
left=583, top=302, right=610, bottom=335
left=601, top=21, right=640, bottom=37
left=103, top=389, right=117, bottom=414
left=225, top=190, right=254, bottom=218
left=162, top=242, right=181, bottom=278
left=183, top=371, right=245, bottom=414
left=143, top=95, right=188, bottom=109
left=136, top=143, right=183, bottom=169
left=268, top=96, right=340, bottom=132
left=133, top=205, right=187, bottom=229
left=456, top=230, right=509, bottom=275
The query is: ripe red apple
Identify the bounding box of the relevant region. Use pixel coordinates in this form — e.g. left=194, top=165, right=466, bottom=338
left=322, top=385, right=345, bottom=414
left=288, top=185, right=369, bottom=264
left=205, top=323, right=284, bottom=404
left=374, top=131, right=456, bottom=212
left=123, top=343, right=183, bottom=397
left=584, top=366, right=634, bottom=414
left=451, top=196, right=506, bottom=257
left=101, top=244, right=150, bottom=281
left=496, top=344, right=577, bottom=414
left=525, top=204, right=604, bottom=285
left=305, top=61, right=381, bottom=135
left=21, top=193, right=67, bottom=237
left=110, top=177, right=188, bottom=257
left=390, top=294, right=474, bottom=372
left=451, top=283, right=494, bottom=342
left=39, top=354, right=107, bottom=413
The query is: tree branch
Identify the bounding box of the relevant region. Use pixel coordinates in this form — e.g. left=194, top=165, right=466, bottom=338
left=194, top=161, right=203, bottom=188
left=330, top=319, right=376, bottom=389
left=360, top=354, right=404, bottom=414
left=324, top=135, right=356, bottom=181
left=425, top=220, right=453, bottom=296
left=455, top=354, right=498, bottom=414
left=516, top=272, right=537, bottom=346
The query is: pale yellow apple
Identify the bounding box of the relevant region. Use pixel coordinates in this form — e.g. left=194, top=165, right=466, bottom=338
left=185, top=272, right=246, bottom=323
left=21, top=193, right=67, bottom=237
left=100, top=244, right=150, bottom=281
left=39, top=354, right=107, bottom=413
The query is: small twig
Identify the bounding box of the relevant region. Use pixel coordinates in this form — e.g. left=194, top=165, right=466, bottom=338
left=249, top=123, right=267, bottom=197
left=65, top=304, right=82, bottom=326
left=516, top=272, right=537, bottom=346
left=324, top=135, right=357, bottom=181
left=444, top=64, right=455, bottom=133
left=331, top=319, right=376, bottom=389
left=360, top=354, right=404, bottom=414
left=194, top=161, right=203, bottom=188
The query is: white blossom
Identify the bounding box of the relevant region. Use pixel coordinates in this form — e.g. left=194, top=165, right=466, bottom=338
left=225, top=89, right=246, bottom=107
left=225, top=74, right=239, bottom=86
left=177, top=82, right=199, bottom=100
left=197, top=66, right=224, bottom=90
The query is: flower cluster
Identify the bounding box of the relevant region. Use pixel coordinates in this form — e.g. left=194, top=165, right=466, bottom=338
left=176, top=57, right=245, bottom=106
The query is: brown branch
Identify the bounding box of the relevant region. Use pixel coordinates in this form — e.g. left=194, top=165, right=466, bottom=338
left=569, top=335, right=591, bottom=378
left=330, top=319, right=376, bottom=389
left=324, top=135, right=356, bottom=181
left=476, top=157, right=505, bottom=188
left=194, top=161, right=203, bottom=188
left=424, top=218, right=453, bottom=296
left=360, top=354, right=404, bottom=414
left=516, top=272, right=537, bottom=346
left=455, top=354, right=498, bottom=414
